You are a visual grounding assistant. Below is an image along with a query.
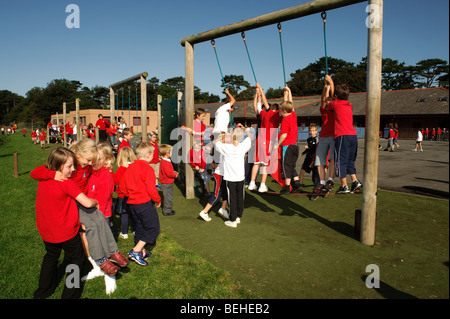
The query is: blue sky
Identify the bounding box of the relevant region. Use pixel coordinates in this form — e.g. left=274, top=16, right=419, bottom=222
left=0, top=0, right=448, bottom=100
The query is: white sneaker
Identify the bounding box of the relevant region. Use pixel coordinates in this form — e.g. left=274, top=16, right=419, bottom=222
left=224, top=220, right=237, bottom=228
left=248, top=182, right=257, bottom=191
left=199, top=211, right=211, bottom=222
left=236, top=217, right=241, bottom=224
left=119, top=232, right=128, bottom=239
left=258, top=184, right=268, bottom=193
left=218, top=208, right=229, bottom=219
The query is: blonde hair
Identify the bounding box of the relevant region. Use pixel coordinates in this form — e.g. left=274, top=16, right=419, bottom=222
left=69, top=138, right=98, bottom=165
left=97, top=142, right=115, bottom=168
left=135, top=142, right=154, bottom=160
left=159, top=144, right=172, bottom=157
left=232, top=127, right=244, bottom=143
left=46, top=147, right=77, bottom=172
left=117, top=147, right=136, bottom=167
left=280, top=101, right=294, bottom=114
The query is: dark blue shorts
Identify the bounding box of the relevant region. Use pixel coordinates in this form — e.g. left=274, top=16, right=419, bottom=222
left=334, top=135, right=358, bottom=178
left=128, top=201, right=160, bottom=245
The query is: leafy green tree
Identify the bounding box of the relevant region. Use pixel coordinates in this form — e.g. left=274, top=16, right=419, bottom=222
left=414, top=58, right=449, bottom=88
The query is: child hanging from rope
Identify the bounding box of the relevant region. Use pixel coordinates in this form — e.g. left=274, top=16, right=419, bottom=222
left=248, top=83, right=281, bottom=193
left=276, top=86, right=302, bottom=194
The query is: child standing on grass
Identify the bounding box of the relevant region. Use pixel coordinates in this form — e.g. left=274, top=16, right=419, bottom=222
left=214, top=124, right=252, bottom=228
left=323, top=75, right=362, bottom=194
left=119, top=142, right=162, bottom=266
left=33, top=147, right=98, bottom=299
left=118, top=128, right=133, bottom=154
left=149, top=131, right=161, bottom=188
left=114, top=147, right=136, bottom=239
left=298, top=124, right=319, bottom=192
left=159, top=144, right=179, bottom=216
left=39, top=129, right=46, bottom=149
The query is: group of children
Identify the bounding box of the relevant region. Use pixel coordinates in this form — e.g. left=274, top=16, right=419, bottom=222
left=30, top=128, right=47, bottom=149
left=31, top=73, right=363, bottom=298
left=31, top=128, right=182, bottom=298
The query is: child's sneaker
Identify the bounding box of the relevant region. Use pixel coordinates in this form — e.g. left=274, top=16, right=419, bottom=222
left=350, top=180, right=362, bottom=193
left=199, top=211, right=211, bottom=222
left=236, top=217, right=241, bottom=224
left=248, top=182, right=257, bottom=191
left=258, top=184, right=269, bottom=193
left=110, top=251, right=129, bottom=267
left=280, top=186, right=291, bottom=195
left=336, top=186, right=350, bottom=194
left=100, top=259, right=120, bottom=275
left=128, top=249, right=148, bottom=266
left=290, top=182, right=304, bottom=194
left=218, top=208, right=229, bottom=219
left=224, top=220, right=237, bottom=228
left=309, top=188, right=322, bottom=201
left=325, top=180, right=334, bottom=191
left=142, top=249, right=152, bottom=260
left=119, top=232, right=128, bottom=239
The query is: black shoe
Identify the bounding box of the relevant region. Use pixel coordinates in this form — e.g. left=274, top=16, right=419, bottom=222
left=325, top=180, right=334, bottom=191
left=290, top=183, right=304, bottom=194
left=350, top=180, right=362, bottom=193
left=163, top=210, right=176, bottom=216
left=280, top=186, right=291, bottom=195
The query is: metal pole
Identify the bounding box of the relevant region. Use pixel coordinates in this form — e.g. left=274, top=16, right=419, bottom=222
left=181, top=0, right=366, bottom=46
left=361, top=0, right=383, bottom=246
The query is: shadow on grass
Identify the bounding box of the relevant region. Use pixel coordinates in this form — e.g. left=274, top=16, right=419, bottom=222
left=403, top=185, right=449, bottom=199
left=361, top=275, right=418, bottom=299
left=244, top=190, right=359, bottom=242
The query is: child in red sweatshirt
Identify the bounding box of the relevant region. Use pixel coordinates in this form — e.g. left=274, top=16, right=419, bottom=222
left=119, top=142, right=161, bottom=266
left=159, top=144, right=179, bottom=216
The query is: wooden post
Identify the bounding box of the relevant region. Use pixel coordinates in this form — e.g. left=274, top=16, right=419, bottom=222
left=13, top=152, right=19, bottom=177
left=76, top=98, right=81, bottom=138
left=110, top=87, right=115, bottom=125
left=181, top=0, right=366, bottom=46
left=361, top=0, right=383, bottom=246
left=157, top=95, right=162, bottom=144
left=63, top=102, right=67, bottom=147
left=140, top=75, right=148, bottom=143
left=95, top=127, right=99, bottom=144
left=185, top=41, right=195, bottom=199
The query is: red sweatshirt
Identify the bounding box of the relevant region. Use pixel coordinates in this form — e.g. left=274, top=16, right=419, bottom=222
left=119, top=160, right=161, bottom=205
left=88, top=167, right=115, bottom=218
left=159, top=158, right=178, bottom=184
left=118, top=139, right=131, bottom=154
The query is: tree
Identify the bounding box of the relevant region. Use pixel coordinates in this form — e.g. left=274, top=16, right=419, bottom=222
left=414, top=58, right=449, bottom=88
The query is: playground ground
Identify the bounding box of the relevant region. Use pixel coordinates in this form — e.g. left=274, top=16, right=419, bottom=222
left=296, top=138, right=449, bottom=199
left=0, top=135, right=448, bottom=300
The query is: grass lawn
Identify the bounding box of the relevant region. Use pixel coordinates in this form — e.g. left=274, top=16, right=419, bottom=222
left=0, top=133, right=448, bottom=299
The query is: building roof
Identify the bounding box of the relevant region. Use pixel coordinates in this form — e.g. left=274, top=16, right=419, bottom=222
left=196, top=87, right=449, bottom=119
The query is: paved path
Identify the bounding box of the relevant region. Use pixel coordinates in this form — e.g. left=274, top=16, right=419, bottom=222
left=296, top=139, right=449, bottom=199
